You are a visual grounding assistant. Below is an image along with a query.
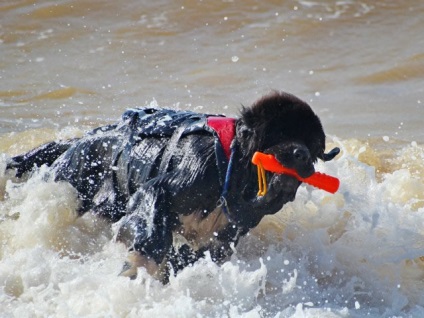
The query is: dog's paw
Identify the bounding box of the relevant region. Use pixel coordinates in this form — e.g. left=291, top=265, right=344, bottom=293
left=119, top=251, right=164, bottom=281
left=119, top=260, right=138, bottom=279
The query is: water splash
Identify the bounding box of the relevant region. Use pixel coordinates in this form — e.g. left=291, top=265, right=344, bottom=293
left=1, top=137, right=424, bottom=316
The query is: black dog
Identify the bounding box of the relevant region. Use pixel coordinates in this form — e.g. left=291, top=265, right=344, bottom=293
left=6, top=91, right=339, bottom=282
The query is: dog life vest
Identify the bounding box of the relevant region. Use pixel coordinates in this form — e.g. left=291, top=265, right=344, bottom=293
left=206, top=116, right=236, bottom=160
left=119, top=108, right=236, bottom=185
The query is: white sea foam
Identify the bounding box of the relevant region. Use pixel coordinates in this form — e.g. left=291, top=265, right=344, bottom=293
left=1, top=138, right=424, bottom=317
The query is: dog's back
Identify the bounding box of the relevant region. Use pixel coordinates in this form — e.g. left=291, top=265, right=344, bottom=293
left=50, top=108, right=228, bottom=221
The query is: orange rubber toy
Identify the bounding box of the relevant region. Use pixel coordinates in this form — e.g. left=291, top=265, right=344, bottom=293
left=252, top=151, right=340, bottom=195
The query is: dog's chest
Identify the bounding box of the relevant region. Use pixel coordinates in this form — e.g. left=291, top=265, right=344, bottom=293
left=174, top=207, right=229, bottom=250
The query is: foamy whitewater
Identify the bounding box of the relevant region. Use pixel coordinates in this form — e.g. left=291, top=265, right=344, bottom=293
left=1, top=129, right=424, bottom=317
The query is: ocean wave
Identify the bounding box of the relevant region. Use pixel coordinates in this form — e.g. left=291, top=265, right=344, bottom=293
left=1, top=134, right=424, bottom=316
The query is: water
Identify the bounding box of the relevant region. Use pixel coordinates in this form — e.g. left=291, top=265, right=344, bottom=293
left=1, top=0, right=424, bottom=316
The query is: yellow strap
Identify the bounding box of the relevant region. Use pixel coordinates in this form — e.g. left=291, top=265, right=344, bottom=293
left=257, top=160, right=268, bottom=196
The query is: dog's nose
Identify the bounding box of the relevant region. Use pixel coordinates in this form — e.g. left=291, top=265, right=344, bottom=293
left=293, top=147, right=310, bottom=164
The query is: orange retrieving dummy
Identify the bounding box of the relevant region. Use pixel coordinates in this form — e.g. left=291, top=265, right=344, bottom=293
left=252, top=151, right=340, bottom=195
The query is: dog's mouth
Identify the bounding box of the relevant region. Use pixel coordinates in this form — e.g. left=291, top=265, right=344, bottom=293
left=254, top=173, right=301, bottom=212
left=251, top=149, right=312, bottom=202
left=253, top=145, right=340, bottom=204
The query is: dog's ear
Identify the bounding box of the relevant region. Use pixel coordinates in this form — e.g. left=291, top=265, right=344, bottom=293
left=319, top=147, right=340, bottom=161
left=236, top=121, right=260, bottom=159
left=236, top=124, right=254, bottom=140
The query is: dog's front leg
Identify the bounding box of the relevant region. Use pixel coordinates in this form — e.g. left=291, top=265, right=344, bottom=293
left=116, top=185, right=173, bottom=282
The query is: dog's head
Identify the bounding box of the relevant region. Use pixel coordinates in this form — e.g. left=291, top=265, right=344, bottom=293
left=237, top=91, right=339, bottom=212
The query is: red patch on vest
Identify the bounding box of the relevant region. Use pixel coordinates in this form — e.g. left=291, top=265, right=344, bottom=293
left=207, top=117, right=236, bottom=160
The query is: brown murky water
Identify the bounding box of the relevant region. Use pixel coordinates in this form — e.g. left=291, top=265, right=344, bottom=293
left=1, top=0, right=423, bottom=141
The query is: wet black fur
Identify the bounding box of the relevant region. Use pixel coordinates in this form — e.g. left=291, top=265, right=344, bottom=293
left=6, top=91, right=335, bottom=280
